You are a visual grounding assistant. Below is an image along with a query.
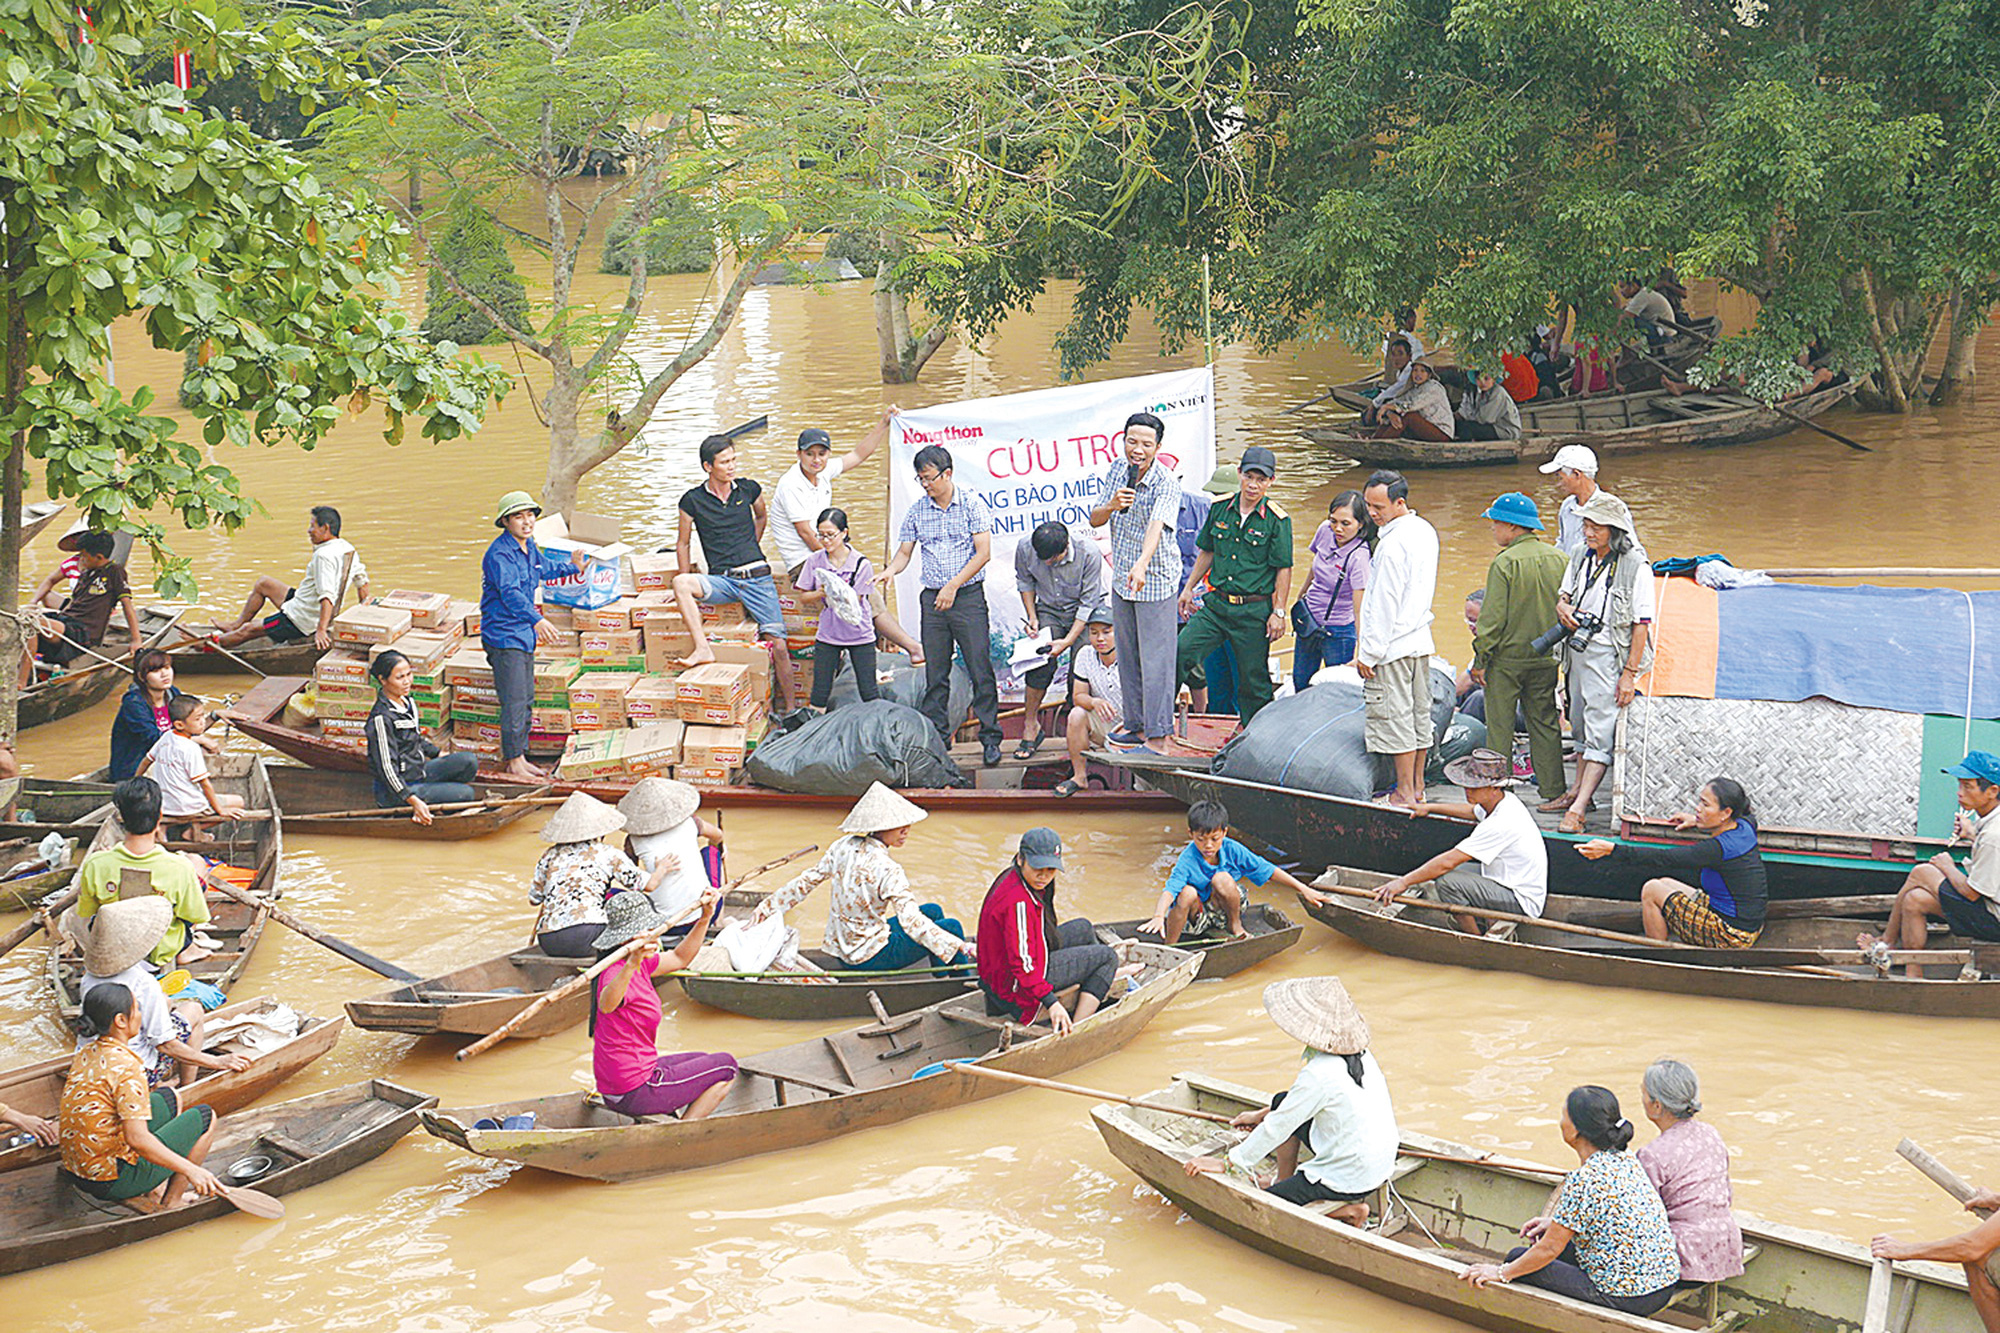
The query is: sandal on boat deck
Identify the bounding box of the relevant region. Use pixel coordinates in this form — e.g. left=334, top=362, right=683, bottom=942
left=1014, top=733, right=1046, bottom=759
left=1053, top=778, right=1082, bottom=799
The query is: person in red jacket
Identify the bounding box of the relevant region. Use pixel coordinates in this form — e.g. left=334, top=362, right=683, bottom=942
left=976, top=827, right=1135, bottom=1035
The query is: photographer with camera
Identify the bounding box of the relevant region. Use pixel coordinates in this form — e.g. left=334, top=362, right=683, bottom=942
left=1470, top=493, right=1568, bottom=806
left=1545, top=492, right=1654, bottom=834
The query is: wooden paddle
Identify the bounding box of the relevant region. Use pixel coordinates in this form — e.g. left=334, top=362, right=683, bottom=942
left=1636, top=329, right=1873, bottom=453
left=1862, top=1257, right=1895, bottom=1333
left=218, top=1184, right=285, bottom=1219
left=1894, top=1138, right=2000, bottom=1284
left=203, top=877, right=420, bottom=982
left=0, top=886, right=80, bottom=959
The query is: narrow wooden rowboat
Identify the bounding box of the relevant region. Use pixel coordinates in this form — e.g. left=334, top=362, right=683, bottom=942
left=1303, top=379, right=1861, bottom=469
left=1307, top=865, right=2000, bottom=1018
left=226, top=675, right=1184, bottom=812
left=1111, top=761, right=1916, bottom=903
left=47, top=755, right=282, bottom=1024
left=15, top=499, right=67, bottom=547
left=0, top=1079, right=433, bottom=1277
left=18, top=606, right=187, bottom=731
left=677, top=950, right=980, bottom=1020
left=345, top=888, right=768, bottom=1040
left=0, top=998, right=344, bottom=1173
left=167, top=631, right=320, bottom=678
left=0, top=837, right=87, bottom=913
left=0, top=776, right=116, bottom=842
left=1094, top=1071, right=1981, bottom=1333
left=265, top=764, right=551, bottom=841
left=420, top=942, right=1201, bottom=1181
left=1092, top=902, right=1302, bottom=979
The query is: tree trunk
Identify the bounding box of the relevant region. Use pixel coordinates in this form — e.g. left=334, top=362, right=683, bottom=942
left=873, top=259, right=952, bottom=384
left=407, top=164, right=422, bottom=215
left=539, top=373, right=588, bottom=519
left=1932, top=287, right=1983, bottom=406
left=0, top=230, right=24, bottom=750
left=1858, top=266, right=1911, bottom=411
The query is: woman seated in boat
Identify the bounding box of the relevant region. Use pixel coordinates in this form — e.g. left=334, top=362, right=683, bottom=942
left=1577, top=778, right=1765, bottom=948
left=618, top=777, right=724, bottom=940
left=1453, top=368, right=1522, bottom=442
left=755, top=783, right=975, bottom=972
left=591, top=890, right=737, bottom=1122
left=70, top=896, right=252, bottom=1090
left=1358, top=337, right=1416, bottom=428
left=366, top=650, right=481, bottom=826
left=1547, top=491, right=1651, bottom=834
left=109, top=648, right=211, bottom=782
left=1462, top=1085, right=1681, bottom=1315
left=531, top=793, right=675, bottom=958
left=1635, top=1058, right=1746, bottom=1289
left=1364, top=358, right=1455, bottom=442
left=976, top=827, right=1138, bottom=1036
left=1182, top=977, right=1398, bottom=1225
left=57, top=980, right=226, bottom=1212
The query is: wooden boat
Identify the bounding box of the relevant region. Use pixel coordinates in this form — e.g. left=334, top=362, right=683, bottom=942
left=0, top=997, right=344, bottom=1173
left=0, top=836, right=89, bottom=913
left=344, top=888, right=767, bottom=1040
left=1303, top=380, right=1861, bottom=469
left=678, top=950, right=981, bottom=1020
left=1093, top=902, right=1302, bottom=978
left=226, top=675, right=1186, bottom=812
left=15, top=499, right=67, bottom=548
left=1094, top=1071, right=1981, bottom=1333
left=1307, top=864, right=2000, bottom=1017
left=265, top=764, right=551, bottom=840
left=47, top=754, right=282, bottom=1024
left=167, top=632, right=320, bottom=679
left=1109, top=761, right=1915, bottom=903
left=0, top=777, right=116, bottom=843
left=0, top=1079, right=433, bottom=1277
left=18, top=605, right=186, bottom=731
left=419, top=941, right=1201, bottom=1181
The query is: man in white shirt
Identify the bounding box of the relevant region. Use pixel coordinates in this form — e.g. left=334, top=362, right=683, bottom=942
left=209, top=505, right=369, bottom=650
left=1355, top=470, right=1439, bottom=807
left=766, top=411, right=921, bottom=662
left=1618, top=277, right=1676, bottom=334
left=1370, top=749, right=1548, bottom=932
left=1538, top=444, right=1600, bottom=559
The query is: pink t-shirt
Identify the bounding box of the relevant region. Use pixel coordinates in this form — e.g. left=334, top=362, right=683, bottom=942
left=591, top=954, right=662, bottom=1096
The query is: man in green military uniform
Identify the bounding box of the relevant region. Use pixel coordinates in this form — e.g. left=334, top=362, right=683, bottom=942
left=1469, top=491, right=1569, bottom=802
left=1176, top=447, right=1293, bottom=723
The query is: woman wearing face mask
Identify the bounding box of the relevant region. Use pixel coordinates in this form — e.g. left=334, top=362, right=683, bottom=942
left=1291, top=491, right=1374, bottom=692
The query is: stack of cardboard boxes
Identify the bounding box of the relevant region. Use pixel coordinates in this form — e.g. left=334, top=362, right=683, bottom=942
left=313, top=590, right=468, bottom=755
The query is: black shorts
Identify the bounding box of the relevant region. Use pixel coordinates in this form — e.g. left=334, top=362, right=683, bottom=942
left=1939, top=885, right=2000, bottom=942
left=36, top=613, right=90, bottom=665
left=1267, top=1172, right=1372, bottom=1206
left=262, top=592, right=309, bottom=644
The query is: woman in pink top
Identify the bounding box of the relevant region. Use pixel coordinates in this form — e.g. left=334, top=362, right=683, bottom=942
left=591, top=890, right=737, bottom=1120
left=1635, top=1058, right=1745, bottom=1285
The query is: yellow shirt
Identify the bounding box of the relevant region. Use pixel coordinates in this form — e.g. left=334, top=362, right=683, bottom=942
left=57, top=1039, right=152, bottom=1181
left=76, top=844, right=208, bottom=970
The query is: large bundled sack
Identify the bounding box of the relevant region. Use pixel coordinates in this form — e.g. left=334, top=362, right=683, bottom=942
left=1211, top=667, right=1455, bottom=798
left=743, top=699, right=964, bottom=795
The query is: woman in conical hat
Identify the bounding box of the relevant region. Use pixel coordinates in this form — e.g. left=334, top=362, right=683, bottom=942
left=617, top=777, right=725, bottom=937
left=752, top=782, right=974, bottom=970
left=530, top=792, right=675, bottom=958
left=1183, top=976, right=1399, bottom=1227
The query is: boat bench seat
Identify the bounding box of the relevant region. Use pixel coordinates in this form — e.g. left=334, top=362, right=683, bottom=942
left=735, top=1059, right=853, bottom=1098
left=1665, top=1245, right=1761, bottom=1327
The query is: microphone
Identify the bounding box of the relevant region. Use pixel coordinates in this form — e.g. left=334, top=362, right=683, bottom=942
left=1125, top=463, right=1141, bottom=491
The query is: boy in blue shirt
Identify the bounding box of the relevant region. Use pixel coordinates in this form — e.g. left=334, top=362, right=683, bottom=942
left=1145, top=800, right=1328, bottom=942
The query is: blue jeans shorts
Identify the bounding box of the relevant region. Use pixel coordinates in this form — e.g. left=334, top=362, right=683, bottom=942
left=698, top=572, right=785, bottom=637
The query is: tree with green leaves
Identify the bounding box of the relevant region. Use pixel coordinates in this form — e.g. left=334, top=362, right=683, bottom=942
left=0, top=0, right=509, bottom=739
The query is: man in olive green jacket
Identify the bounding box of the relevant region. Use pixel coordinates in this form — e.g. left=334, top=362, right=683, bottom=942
left=1469, top=493, right=1569, bottom=802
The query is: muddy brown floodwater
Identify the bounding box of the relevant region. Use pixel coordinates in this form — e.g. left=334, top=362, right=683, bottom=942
left=6, top=269, right=1999, bottom=1330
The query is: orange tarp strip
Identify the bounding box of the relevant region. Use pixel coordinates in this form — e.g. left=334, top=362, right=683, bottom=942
left=1636, top=575, right=1717, bottom=699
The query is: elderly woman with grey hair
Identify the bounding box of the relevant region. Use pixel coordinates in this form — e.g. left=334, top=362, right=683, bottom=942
left=1635, top=1058, right=1745, bottom=1286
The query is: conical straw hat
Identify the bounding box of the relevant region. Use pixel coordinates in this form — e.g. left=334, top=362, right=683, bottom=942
left=838, top=782, right=928, bottom=835
left=617, top=777, right=701, bottom=836
left=81, top=896, right=173, bottom=977
left=1262, top=976, right=1370, bottom=1055
left=540, top=791, right=626, bottom=844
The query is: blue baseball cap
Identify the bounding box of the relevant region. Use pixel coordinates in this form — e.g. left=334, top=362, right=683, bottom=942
left=1017, top=826, right=1065, bottom=870
left=1945, top=751, right=2000, bottom=784
left=1481, top=492, right=1544, bottom=531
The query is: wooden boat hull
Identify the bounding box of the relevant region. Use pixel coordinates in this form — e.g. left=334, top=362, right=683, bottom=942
left=420, top=943, right=1202, bottom=1181
left=1094, top=902, right=1302, bottom=978
left=0, top=840, right=86, bottom=913
left=18, top=607, right=185, bottom=731
left=0, top=1079, right=433, bottom=1276
left=167, top=635, right=321, bottom=678
left=0, top=777, right=116, bottom=843
left=47, top=755, right=282, bottom=1023
left=1303, top=380, right=1862, bottom=469
left=17, top=500, right=66, bottom=547
left=1117, top=762, right=1913, bottom=902
left=0, top=998, right=343, bottom=1173
left=1095, top=1072, right=1981, bottom=1333
left=265, top=765, right=549, bottom=840
left=677, top=949, right=980, bottom=1020
left=226, top=676, right=1181, bottom=812
left=1307, top=866, right=2000, bottom=1017
left=345, top=951, right=609, bottom=1039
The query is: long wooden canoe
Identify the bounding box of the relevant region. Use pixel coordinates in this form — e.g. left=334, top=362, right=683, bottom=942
left=0, top=997, right=343, bottom=1173
left=0, top=837, right=87, bottom=913
left=1094, top=1071, right=1981, bottom=1333
left=1111, top=761, right=1915, bottom=903
left=419, top=941, right=1201, bottom=1181
left=15, top=499, right=67, bottom=548
left=265, top=764, right=551, bottom=841
left=167, top=632, right=321, bottom=678
left=226, top=674, right=1186, bottom=812
left=47, top=755, right=282, bottom=1024
left=0, top=777, right=116, bottom=843
left=0, top=1079, right=433, bottom=1277
left=1306, top=864, right=2000, bottom=1017
left=1093, top=902, right=1303, bottom=979
left=18, top=605, right=186, bottom=731
left=677, top=950, right=981, bottom=1020
left=1303, top=379, right=1862, bottom=469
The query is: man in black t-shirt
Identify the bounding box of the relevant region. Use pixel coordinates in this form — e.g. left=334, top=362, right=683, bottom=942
left=21, top=530, right=140, bottom=685
left=672, top=435, right=798, bottom=711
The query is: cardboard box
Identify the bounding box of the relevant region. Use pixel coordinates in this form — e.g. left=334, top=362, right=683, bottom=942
left=574, top=602, right=637, bottom=634
left=556, top=721, right=684, bottom=780
left=314, top=649, right=371, bottom=686
left=454, top=683, right=500, bottom=710
left=452, top=701, right=501, bottom=726
left=409, top=684, right=451, bottom=711
left=319, top=716, right=370, bottom=738
left=570, top=672, right=639, bottom=710
left=699, top=601, right=748, bottom=626
left=533, top=658, right=581, bottom=695
left=676, top=663, right=752, bottom=724
left=536, top=630, right=583, bottom=656
left=539, top=604, right=575, bottom=631
left=623, top=675, right=683, bottom=721
left=371, top=630, right=452, bottom=675
left=443, top=649, right=494, bottom=690
left=331, top=604, right=410, bottom=646
left=316, top=696, right=373, bottom=722
left=569, top=707, right=624, bottom=731
left=374, top=589, right=453, bottom=629
left=447, top=599, right=479, bottom=637
left=315, top=679, right=376, bottom=707
left=708, top=622, right=762, bottom=647
left=579, top=629, right=641, bottom=659
left=682, top=723, right=748, bottom=769
left=676, top=763, right=733, bottom=787
left=706, top=642, right=773, bottom=701
left=630, top=551, right=678, bottom=591
left=643, top=616, right=695, bottom=669
left=454, top=718, right=503, bottom=745
left=531, top=706, right=574, bottom=734
left=414, top=701, right=449, bottom=729
left=538, top=536, right=633, bottom=610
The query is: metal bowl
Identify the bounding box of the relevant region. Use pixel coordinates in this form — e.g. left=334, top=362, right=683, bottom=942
left=225, top=1153, right=274, bottom=1184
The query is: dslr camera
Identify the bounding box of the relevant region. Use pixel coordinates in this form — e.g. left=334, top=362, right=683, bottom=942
left=1531, top=611, right=1604, bottom=656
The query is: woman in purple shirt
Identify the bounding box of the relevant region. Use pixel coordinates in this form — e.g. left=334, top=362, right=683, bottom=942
left=795, top=507, right=880, bottom=711
left=1291, top=490, right=1374, bottom=691
left=1636, top=1057, right=1745, bottom=1288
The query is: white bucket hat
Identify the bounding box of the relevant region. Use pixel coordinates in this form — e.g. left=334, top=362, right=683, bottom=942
left=839, top=782, right=928, bottom=836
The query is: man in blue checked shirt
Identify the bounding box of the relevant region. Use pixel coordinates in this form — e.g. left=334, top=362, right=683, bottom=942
left=1089, top=411, right=1182, bottom=755
left=885, top=445, right=1003, bottom=766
